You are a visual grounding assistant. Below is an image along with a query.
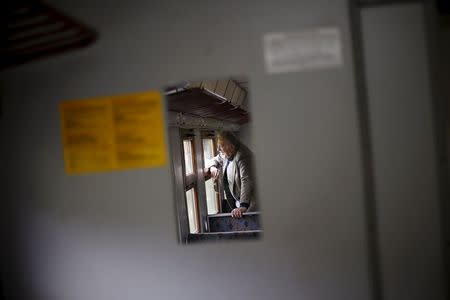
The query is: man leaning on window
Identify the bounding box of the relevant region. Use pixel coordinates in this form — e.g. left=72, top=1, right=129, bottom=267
left=205, top=131, right=256, bottom=218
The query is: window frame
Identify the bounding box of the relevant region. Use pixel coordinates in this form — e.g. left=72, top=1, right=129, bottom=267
left=182, top=136, right=197, bottom=189
left=181, top=130, right=203, bottom=233
left=179, top=129, right=223, bottom=235
left=182, top=139, right=196, bottom=177
left=170, top=125, right=234, bottom=243
left=201, top=131, right=221, bottom=214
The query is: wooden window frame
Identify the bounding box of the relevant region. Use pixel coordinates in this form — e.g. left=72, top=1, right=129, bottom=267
left=201, top=131, right=221, bottom=214
left=181, top=131, right=201, bottom=233
left=170, top=126, right=234, bottom=243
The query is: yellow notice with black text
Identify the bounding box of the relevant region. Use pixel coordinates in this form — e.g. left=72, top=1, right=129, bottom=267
left=60, top=91, right=167, bottom=174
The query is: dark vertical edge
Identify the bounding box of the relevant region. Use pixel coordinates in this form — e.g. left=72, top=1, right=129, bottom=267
left=422, top=1, right=450, bottom=297
left=168, top=126, right=189, bottom=244
left=348, top=1, right=383, bottom=300
left=193, top=128, right=209, bottom=232
left=162, top=93, right=182, bottom=244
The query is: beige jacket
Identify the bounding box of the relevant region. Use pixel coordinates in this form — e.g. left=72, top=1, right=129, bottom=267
left=210, top=144, right=257, bottom=211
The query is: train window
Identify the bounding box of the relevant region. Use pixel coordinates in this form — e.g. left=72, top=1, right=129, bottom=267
left=183, top=139, right=195, bottom=175
left=182, top=136, right=199, bottom=233
left=202, top=138, right=214, bottom=166
left=185, top=188, right=199, bottom=233
left=203, top=138, right=219, bottom=214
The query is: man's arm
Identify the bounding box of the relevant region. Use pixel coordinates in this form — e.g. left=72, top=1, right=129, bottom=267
left=210, top=153, right=223, bottom=169
left=204, top=154, right=223, bottom=179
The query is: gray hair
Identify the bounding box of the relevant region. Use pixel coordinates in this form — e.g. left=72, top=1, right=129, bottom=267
left=217, top=131, right=240, bottom=147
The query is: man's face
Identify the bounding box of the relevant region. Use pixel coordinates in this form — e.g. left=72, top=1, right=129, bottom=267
left=218, top=138, right=235, bottom=159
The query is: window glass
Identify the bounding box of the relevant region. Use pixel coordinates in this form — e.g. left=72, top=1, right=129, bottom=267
left=205, top=179, right=217, bottom=214
left=185, top=188, right=199, bottom=233
left=202, top=138, right=215, bottom=165
left=183, top=140, right=194, bottom=175
left=203, top=138, right=218, bottom=214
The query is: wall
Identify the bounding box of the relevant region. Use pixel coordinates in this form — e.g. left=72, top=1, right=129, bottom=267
left=360, top=3, right=446, bottom=300
left=237, top=123, right=253, bottom=149
left=439, top=21, right=450, bottom=240
left=236, top=86, right=253, bottom=149
left=2, top=0, right=443, bottom=299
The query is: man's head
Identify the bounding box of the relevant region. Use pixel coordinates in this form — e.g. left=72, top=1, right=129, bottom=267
left=217, top=131, right=240, bottom=159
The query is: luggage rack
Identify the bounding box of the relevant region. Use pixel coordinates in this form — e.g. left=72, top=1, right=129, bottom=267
left=3, top=0, right=97, bottom=69
left=167, top=87, right=250, bottom=125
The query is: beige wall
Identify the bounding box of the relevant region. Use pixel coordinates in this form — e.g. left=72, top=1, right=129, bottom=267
left=361, top=3, right=446, bottom=299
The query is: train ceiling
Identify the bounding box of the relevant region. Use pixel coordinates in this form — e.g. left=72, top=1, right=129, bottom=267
left=166, top=79, right=250, bottom=125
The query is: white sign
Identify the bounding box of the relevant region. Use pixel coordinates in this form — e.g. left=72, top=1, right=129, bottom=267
left=263, top=27, right=343, bottom=74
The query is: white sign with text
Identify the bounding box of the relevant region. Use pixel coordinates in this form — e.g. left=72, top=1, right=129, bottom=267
left=263, top=27, right=343, bottom=74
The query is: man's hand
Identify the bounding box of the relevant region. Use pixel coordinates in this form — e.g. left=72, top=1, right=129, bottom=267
left=210, top=166, right=220, bottom=179
left=231, top=207, right=247, bottom=218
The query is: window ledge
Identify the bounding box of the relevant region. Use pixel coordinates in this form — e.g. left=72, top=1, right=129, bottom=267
left=188, top=230, right=261, bottom=243
left=207, top=212, right=260, bottom=232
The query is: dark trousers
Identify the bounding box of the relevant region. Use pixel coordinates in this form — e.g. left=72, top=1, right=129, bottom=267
left=221, top=199, right=236, bottom=213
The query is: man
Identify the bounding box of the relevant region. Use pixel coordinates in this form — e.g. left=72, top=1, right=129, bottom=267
left=206, top=131, right=256, bottom=218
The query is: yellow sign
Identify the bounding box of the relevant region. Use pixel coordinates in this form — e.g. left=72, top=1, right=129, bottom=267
left=60, top=91, right=167, bottom=174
